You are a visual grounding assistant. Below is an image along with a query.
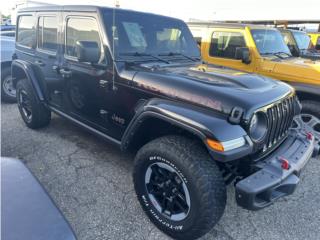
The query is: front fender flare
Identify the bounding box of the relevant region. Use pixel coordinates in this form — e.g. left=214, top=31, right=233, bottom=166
left=121, top=99, right=252, bottom=161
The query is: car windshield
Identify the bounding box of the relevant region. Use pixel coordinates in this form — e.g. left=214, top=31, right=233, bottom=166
left=102, top=9, right=200, bottom=61
left=251, top=29, right=291, bottom=56
left=292, top=31, right=311, bottom=50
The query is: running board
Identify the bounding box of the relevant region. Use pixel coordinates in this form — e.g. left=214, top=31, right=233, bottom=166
left=49, top=106, right=121, bottom=147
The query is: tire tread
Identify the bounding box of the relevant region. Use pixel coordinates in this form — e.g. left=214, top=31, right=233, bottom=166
left=133, top=135, right=226, bottom=240
left=16, top=79, right=51, bottom=129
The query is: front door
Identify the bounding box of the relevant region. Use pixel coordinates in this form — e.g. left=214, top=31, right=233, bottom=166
left=202, top=29, right=255, bottom=73
left=61, top=13, right=122, bottom=138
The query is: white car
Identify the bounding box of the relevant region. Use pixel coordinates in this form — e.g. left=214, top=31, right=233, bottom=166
left=1, top=33, right=16, bottom=102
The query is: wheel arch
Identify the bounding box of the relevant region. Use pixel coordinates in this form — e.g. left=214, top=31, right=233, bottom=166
left=11, top=60, right=46, bottom=102
left=122, top=112, right=206, bottom=153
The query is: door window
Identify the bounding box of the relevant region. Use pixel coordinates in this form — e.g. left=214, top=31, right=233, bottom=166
left=17, top=15, right=35, bottom=48
left=209, top=31, right=246, bottom=59
left=65, top=17, right=101, bottom=58
left=38, top=16, right=58, bottom=52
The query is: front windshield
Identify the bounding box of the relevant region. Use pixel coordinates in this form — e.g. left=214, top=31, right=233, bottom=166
left=292, top=31, right=311, bottom=50
left=102, top=9, right=200, bottom=61
left=251, top=29, right=291, bottom=56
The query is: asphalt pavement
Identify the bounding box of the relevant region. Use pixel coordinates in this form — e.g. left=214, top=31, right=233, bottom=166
left=1, top=102, right=320, bottom=240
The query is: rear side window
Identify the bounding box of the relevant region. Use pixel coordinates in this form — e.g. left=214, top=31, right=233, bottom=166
left=209, top=31, right=246, bottom=59
left=17, top=15, right=35, bottom=47
left=38, top=16, right=58, bottom=52
left=66, top=17, right=101, bottom=57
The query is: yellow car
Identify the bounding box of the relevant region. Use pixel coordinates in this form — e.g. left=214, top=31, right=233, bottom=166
left=188, top=22, right=320, bottom=118
left=308, top=33, right=320, bottom=51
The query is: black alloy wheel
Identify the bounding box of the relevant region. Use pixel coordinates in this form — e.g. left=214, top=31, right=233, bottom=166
left=145, top=162, right=191, bottom=221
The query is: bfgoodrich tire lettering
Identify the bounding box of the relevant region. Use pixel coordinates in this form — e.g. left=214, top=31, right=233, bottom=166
left=133, top=135, right=226, bottom=240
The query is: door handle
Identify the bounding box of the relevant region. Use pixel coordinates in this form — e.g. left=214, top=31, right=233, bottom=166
left=99, top=79, right=109, bottom=88
left=52, top=65, right=60, bottom=72
left=35, top=60, right=45, bottom=66
left=60, top=69, right=72, bottom=78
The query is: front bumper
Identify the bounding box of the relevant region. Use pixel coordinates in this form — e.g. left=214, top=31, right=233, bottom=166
left=235, top=124, right=319, bottom=210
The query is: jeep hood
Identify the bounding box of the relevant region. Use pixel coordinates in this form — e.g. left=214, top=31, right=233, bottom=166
left=130, top=64, right=293, bottom=119
left=271, top=58, right=320, bottom=84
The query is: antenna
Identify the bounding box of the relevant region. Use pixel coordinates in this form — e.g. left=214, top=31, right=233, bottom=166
left=111, top=0, right=119, bottom=91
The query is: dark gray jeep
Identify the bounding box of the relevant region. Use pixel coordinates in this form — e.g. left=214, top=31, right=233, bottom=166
left=12, top=5, right=320, bottom=240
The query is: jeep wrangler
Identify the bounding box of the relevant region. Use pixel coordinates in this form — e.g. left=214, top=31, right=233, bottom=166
left=188, top=22, right=320, bottom=119
left=279, top=28, right=320, bottom=61
left=13, top=6, right=320, bottom=240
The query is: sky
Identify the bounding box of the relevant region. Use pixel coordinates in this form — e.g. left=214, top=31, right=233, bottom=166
left=1, top=0, right=320, bottom=22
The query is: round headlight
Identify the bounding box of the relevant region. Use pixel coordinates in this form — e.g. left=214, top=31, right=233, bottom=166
left=249, top=112, right=268, bottom=142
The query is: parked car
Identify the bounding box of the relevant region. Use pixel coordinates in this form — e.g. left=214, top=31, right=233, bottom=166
left=1, top=33, right=16, bottom=102
left=0, top=24, right=15, bottom=31
left=188, top=22, right=320, bottom=119
left=279, top=29, right=320, bottom=60
left=0, top=30, right=15, bottom=37
left=1, top=157, right=77, bottom=240
left=308, top=32, right=320, bottom=51
left=12, top=6, right=320, bottom=240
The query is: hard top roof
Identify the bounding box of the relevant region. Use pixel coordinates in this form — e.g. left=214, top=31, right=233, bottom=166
left=17, top=5, right=180, bottom=21
left=279, top=28, right=307, bottom=33
left=187, top=22, right=275, bottom=30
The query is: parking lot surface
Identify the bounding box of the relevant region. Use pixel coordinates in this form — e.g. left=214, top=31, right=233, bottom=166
left=1, top=102, right=320, bottom=240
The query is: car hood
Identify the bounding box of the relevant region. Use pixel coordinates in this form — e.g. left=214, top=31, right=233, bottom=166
left=272, top=57, right=320, bottom=83
left=130, top=63, right=293, bottom=119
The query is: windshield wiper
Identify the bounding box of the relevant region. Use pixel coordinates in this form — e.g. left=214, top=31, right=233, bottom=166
left=119, top=52, right=170, bottom=64
left=158, top=52, right=200, bottom=62
left=261, top=51, right=292, bottom=59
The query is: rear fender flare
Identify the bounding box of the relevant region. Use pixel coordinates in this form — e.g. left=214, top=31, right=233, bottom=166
left=11, top=60, right=46, bottom=102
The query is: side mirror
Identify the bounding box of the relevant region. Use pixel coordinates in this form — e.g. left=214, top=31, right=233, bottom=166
left=235, top=47, right=251, bottom=64
left=75, top=41, right=100, bottom=64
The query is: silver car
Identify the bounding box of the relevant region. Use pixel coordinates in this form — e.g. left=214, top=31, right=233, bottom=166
left=1, top=32, right=16, bottom=102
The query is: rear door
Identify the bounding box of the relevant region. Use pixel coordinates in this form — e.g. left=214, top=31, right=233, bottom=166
left=34, top=12, right=64, bottom=108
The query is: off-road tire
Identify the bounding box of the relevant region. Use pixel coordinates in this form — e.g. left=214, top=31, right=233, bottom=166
left=1, top=67, right=16, bottom=102
left=133, top=135, right=226, bottom=240
left=301, top=100, right=320, bottom=119
left=16, top=79, right=51, bottom=129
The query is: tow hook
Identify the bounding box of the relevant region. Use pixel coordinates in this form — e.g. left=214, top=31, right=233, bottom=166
left=278, top=157, right=290, bottom=170
left=306, top=132, right=313, bottom=141
left=305, top=132, right=320, bottom=157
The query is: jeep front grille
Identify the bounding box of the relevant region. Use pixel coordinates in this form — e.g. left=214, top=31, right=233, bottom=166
left=263, top=96, right=296, bottom=152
